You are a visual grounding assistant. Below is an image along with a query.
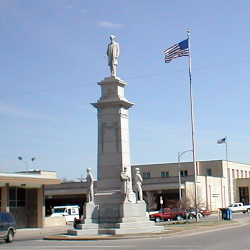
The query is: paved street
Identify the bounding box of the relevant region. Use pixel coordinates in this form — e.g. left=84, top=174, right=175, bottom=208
left=1, top=213, right=250, bottom=250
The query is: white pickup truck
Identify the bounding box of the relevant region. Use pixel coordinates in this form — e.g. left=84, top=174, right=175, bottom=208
left=227, top=203, right=250, bottom=213
left=50, top=205, right=80, bottom=222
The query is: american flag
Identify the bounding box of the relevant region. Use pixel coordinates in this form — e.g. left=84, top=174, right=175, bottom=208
left=217, top=137, right=226, bottom=144
left=164, top=39, right=189, bottom=63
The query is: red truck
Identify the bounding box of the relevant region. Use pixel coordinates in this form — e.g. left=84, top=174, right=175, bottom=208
left=149, top=208, right=186, bottom=222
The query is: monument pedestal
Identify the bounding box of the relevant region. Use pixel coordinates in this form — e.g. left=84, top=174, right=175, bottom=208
left=98, top=201, right=163, bottom=235
left=68, top=200, right=163, bottom=236
left=67, top=202, right=99, bottom=235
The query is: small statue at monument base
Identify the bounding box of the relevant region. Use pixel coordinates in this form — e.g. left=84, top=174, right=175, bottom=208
left=120, top=166, right=131, bottom=202
left=86, top=168, right=94, bottom=203
left=135, top=167, right=143, bottom=202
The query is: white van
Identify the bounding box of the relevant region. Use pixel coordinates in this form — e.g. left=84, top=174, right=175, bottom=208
left=50, top=205, right=80, bottom=222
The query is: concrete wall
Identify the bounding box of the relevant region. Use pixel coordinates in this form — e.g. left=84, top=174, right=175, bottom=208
left=1, top=185, right=9, bottom=212
left=27, top=189, right=38, bottom=228
left=10, top=207, right=28, bottom=229
left=9, top=188, right=39, bottom=228
left=198, top=161, right=224, bottom=177
left=45, top=217, right=66, bottom=226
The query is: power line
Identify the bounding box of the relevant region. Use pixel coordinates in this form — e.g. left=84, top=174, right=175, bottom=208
left=0, top=83, right=94, bottom=98
left=0, top=127, right=86, bottom=146
left=0, top=59, right=250, bottom=98
left=125, top=59, right=250, bottom=80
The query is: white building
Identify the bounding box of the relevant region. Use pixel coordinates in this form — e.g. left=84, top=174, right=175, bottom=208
left=132, top=160, right=250, bottom=210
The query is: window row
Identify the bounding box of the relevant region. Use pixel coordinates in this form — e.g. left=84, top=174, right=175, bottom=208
left=141, top=168, right=215, bottom=179
left=142, top=170, right=191, bottom=179
left=232, top=169, right=250, bottom=179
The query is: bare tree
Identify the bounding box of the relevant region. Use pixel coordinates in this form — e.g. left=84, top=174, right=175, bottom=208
left=184, top=183, right=205, bottom=209
left=61, top=178, right=76, bottom=183
left=164, top=199, right=182, bottom=209
left=143, top=191, right=157, bottom=211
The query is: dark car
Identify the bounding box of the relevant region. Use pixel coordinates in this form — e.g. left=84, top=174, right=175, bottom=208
left=0, top=211, right=16, bottom=243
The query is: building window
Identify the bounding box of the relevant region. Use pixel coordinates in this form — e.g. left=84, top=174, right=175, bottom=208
left=161, top=171, right=169, bottom=178
left=9, top=187, right=26, bottom=207
left=180, top=170, right=188, bottom=177
left=206, top=169, right=212, bottom=176
left=142, top=172, right=150, bottom=179
left=237, top=170, right=239, bottom=178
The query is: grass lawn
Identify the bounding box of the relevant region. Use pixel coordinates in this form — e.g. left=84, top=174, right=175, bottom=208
left=163, top=219, right=237, bottom=234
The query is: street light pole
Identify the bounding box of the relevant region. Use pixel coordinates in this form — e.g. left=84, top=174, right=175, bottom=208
left=18, top=156, right=36, bottom=173
left=178, top=150, right=193, bottom=202
left=77, top=174, right=85, bottom=182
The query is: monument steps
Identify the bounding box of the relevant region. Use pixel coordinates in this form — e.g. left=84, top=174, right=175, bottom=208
left=99, top=220, right=156, bottom=229
left=67, top=228, right=99, bottom=236
left=98, top=225, right=164, bottom=235
left=68, top=224, right=164, bottom=236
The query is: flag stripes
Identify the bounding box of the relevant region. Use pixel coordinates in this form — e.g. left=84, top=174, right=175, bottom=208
left=164, top=39, right=189, bottom=63
left=217, top=137, right=226, bottom=144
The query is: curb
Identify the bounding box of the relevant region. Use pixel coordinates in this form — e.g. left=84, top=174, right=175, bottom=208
left=44, top=231, right=169, bottom=241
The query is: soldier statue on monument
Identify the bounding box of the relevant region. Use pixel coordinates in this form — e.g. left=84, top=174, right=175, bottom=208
left=120, top=166, right=131, bottom=202
left=86, top=168, right=94, bottom=203
left=135, top=167, right=143, bottom=201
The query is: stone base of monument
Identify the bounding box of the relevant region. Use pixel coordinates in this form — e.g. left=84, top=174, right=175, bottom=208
left=67, top=202, right=100, bottom=235
left=67, top=223, right=99, bottom=235
left=67, top=201, right=164, bottom=236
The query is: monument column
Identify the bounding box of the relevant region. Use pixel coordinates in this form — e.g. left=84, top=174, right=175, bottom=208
left=92, top=76, right=134, bottom=196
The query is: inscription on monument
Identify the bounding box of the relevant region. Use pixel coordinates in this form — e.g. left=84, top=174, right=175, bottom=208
left=101, top=122, right=119, bottom=152
left=100, top=204, right=119, bottom=218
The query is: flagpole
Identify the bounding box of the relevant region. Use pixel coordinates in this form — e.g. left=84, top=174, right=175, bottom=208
left=225, top=135, right=228, bottom=163
left=187, top=29, right=198, bottom=222
left=225, top=135, right=231, bottom=203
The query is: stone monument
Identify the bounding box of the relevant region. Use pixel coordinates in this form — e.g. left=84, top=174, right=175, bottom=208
left=68, top=35, right=163, bottom=235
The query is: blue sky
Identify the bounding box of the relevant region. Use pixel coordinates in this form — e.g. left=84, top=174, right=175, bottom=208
left=1, top=0, right=250, bottom=180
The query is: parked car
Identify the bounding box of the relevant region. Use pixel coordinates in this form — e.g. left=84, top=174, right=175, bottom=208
left=227, top=203, right=250, bottom=213
left=0, top=211, right=16, bottom=243
left=148, top=210, right=160, bottom=216
left=199, top=209, right=212, bottom=217
left=187, top=209, right=212, bottom=219
left=186, top=209, right=202, bottom=219
left=50, top=205, right=80, bottom=222
left=149, top=208, right=186, bottom=222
